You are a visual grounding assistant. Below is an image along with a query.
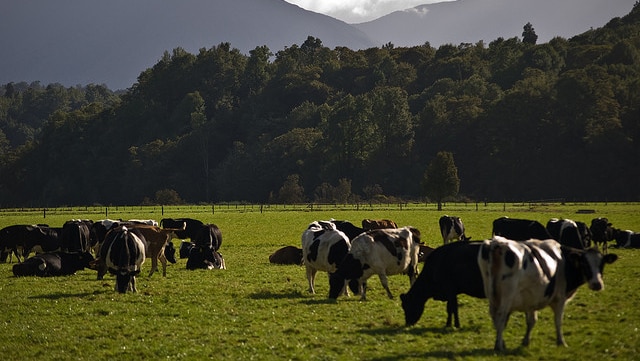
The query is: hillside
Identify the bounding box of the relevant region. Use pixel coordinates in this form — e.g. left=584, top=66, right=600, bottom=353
left=0, top=0, right=376, bottom=90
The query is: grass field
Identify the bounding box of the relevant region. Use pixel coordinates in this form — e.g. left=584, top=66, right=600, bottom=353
left=0, top=203, right=638, bottom=360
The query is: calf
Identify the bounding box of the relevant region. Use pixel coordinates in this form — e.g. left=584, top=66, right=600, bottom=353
left=329, top=226, right=421, bottom=300
left=439, top=215, right=470, bottom=244
left=612, top=229, right=640, bottom=248
left=492, top=217, right=552, bottom=241
left=478, top=237, right=617, bottom=351
left=401, top=241, right=485, bottom=328
left=301, top=221, right=351, bottom=295
left=269, top=246, right=303, bottom=265
left=12, top=251, right=95, bottom=277
left=546, top=218, right=585, bottom=249
left=126, top=224, right=181, bottom=277
left=590, top=217, right=614, bottom=253
left=362, top=219, right=398, bottom=230
left=101, top=226, right=147, bottom=293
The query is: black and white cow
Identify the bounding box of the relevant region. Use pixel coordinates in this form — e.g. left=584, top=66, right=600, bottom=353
left=12, top=251, right=94, bottom=277
left=612, top=229, right=640, bottom=248
left=546, top=218, right=586, bottom=249
left=186, top=224, right=225, bottom=270
left=330, top=220, right=366, bottom=240
left=590, top=217, right=614, bottom=254
left=100, top=226, right=147, bottom=293
left=0, top=224, right=61, bottom=262
left=160, top=218, right=204, bottom=241
left=301, top=221, right=351, bottom=295
left=328, top=226, right=421, bottom=300
left=61, top=220, right=91, bottom=253
left=179, top=241, right=195, bottom=259
left=576, top=221, right=592, bottom=248
left=401, top=241, right=485, bottom=328
left=439, top=215, right=470, bottom=244
left=478, top=237, right=617, bottom=351
left=492, top=217, right=552, bottom=241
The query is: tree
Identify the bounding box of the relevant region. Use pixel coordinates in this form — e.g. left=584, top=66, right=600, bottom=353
left=422, top=151, right=460, bottom=210
left=522, top=22, right=538, bottom=45
left=277, top=174, right=305, bottom=204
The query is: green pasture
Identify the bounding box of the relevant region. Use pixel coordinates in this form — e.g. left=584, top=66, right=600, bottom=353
left=0, top=203, right=638, bottom=360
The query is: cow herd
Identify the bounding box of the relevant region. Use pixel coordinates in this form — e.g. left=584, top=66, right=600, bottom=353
left=0, top=218, right=224, bottom=293
left=269, top=214, right=632, bottom=351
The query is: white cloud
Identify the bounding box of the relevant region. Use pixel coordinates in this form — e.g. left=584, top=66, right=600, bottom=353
left=285, top=0, right=452, bottom=24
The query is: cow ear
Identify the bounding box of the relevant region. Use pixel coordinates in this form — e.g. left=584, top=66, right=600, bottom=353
left=603, top=254, right=618, bottom=264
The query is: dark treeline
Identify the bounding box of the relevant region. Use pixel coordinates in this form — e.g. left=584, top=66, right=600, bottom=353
left=1, top=6, right=639, bottom=207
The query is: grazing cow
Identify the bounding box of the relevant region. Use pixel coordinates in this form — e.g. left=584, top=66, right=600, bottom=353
left=401, top=241, right=485, bottom=327
left=61, top=220, right=91, bottom=253
left=576, top=221, right=592, bottom=248
left=160, top=218, right=204, bottom=240
left=492, top=217, right=552, bottom=241
left=546, top=218, right=586, bottom=249
left=329, top=226, right=421, bottom=300
left=590, top=217, right=614, bottom=253
left=612, top=229, right=640, bottom=248
left=101, top=226, right=147, bottom=293
left=439, top=215, right=470, bottom=244
left=330, top=220, right=365, bottom=240
left=301, top=221, right=351, bottom=295
left=125, top=224, right=181, bottom=277
left=186, top=224, right=225, bottom=270
left=362, top=219, right=398, bottom=230
left=0, top=225, right=61, bottom=262
left=12, top=251, right=94, bottom=277
left=269, top=246, right=303, bottom=265
left=478, top=237, right=617, bottom=351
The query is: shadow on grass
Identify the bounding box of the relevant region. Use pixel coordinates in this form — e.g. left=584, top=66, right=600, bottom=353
left=360, top=324, right=484, bottom=337
left=367, top=347, right=524, bottom=360
left=28, top=290, right=108, bottom=300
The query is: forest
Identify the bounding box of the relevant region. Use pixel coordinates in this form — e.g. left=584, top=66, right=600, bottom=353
left=0, top=5, right=639, bottom=207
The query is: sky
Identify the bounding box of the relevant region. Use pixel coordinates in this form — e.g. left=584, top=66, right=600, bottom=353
left=283, top=0, right=453, bottom=23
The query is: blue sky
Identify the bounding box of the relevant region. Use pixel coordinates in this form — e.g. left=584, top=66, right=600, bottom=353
left=283, top=0, right=452, bottom=23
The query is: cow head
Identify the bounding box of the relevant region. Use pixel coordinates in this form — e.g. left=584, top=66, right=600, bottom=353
left=569, top=248, right=617, bottom=291
left=328, top=254, right=364, bottom=299
left=400, top=292, right=425, bottom=326
left=165, top=241, right=177, bottom=264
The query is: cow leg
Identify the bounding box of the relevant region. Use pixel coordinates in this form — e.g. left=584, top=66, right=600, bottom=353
left=148, top=256, right=158, bottom=277
left=446, top=297, right=460, bottom=328
left=551, top=301, right=568, bottom=347
left=522, top=310, right=538, bottom=346
left=306, top=266, right=317, bottom=294
left=130, top=275, right=137, bottom=293
left=378, top=273, right=394, bottom=299
left=160, top=253, right=168, bottom=277
left=491, top=306, right=510, bottom=351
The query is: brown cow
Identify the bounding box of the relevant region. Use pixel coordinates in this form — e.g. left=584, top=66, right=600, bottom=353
left=127, top=224, right=182, bottom=277
left=361, top=219, right=398, bottom=230
left=269, top=246, right=303, bottom=265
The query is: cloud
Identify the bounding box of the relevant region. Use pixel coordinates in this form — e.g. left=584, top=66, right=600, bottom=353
left=285, top=0, right=450, bottom=23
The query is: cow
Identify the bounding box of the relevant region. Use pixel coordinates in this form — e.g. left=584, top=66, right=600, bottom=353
left=179, top=241, right=195, bottom=259
left=100, top=226, right=147, bottom=293
left=125, top=224, right=181, bottom=277
left=401, top=241, right=485, bottom=328
left=164, top=241, right=176, bottom=263
left=269, top=246, right=303, bottom=265
left=439, top=215, right=470, bottom=244
left=61, top=220, right=91, bottom=253
left=90, top=219, right=122, bottom=252
left=301, top=221, right=351, bottom=295
left=12, top=251, right=94, bottom=277
left=328, top=226, right=421, bottom=300
left=362, top=219, right=398, bottom=230
left=576, top=221, right=592, bottom=248
left=128, top=219, right=159, bottom=226
left=612, top=229, right=640, bottom=248
left=0, top=224, right=61, bottom=262
left=186, top=224, right=225, bottom=270
left=160, top=218, right=204, bottom=240
left=590, top=217, right=614, bottom=254
left=492, top=217, right=552, bottom=241
left=330, top=220, right=365, bottom=240
left=417, top=243, right=435, bottom=263
left=478, top=237, right=617, bottom=351
left=546, top=218, right=586, bottom=249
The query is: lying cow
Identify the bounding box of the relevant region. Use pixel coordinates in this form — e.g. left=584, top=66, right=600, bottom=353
left=269, top=246, right=303, bottom=265
left=612, top=229, right=640, bottom=248
left=439, top=215, right=470, bottom=244
left=492, top=217, right=551, bottom=241
left=12, top=251, right=95, bottom=277
left=329, top=226, right=421, bottom=300
left=101, top=226, right=147, bottom=293
left=186, top=224, right=225, bottom=270
left=301, top=221, right=351, bottom=295
left=362, top=219, right=398, bottom=230
left=478, top=237, right=617, bottom=351
left=401, top=241, right=485, bottom=328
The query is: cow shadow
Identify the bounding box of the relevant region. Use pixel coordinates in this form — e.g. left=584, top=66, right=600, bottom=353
left=367, top=348, right=519, bottom=360
left=248, top=290, right=306, bottom=300
left=28, top=290, right=107, bottom=300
